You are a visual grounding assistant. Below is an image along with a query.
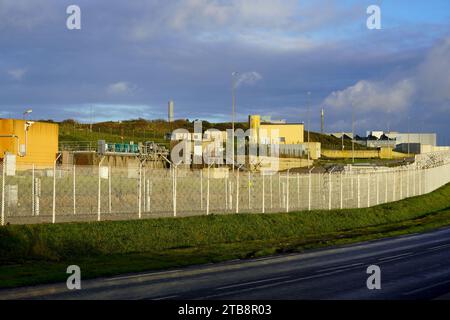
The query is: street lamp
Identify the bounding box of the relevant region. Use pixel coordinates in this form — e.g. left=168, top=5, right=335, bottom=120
left=23, top=109, right=32, bottom=120
left=22, top=109, right=33, bottom=157
left=231, top=72, right=239, bottom=172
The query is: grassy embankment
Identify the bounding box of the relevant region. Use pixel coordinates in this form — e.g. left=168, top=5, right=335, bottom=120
left=1, top=182, right=450, bottom=289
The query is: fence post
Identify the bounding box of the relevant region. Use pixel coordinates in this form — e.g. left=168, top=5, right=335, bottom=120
left=32, top=164, right=35, bottom=216
left=413, top=168, right=416, bottom=196
left=308, top=171, right=312, bottom=211
left=236, top=169, right=239, bottom=214
left=173, top=166, right=177, bottom=217
left=340, top=171, right=343, bottom=209
left=97, top=163, right=101, bottom=222
left=109, top=166, right=112, bottom=214
left=367, top=173, right=370, bottom=208
left=393, top=170, right=396, bottom=201
left=225, top=176, right=228, bottom=210
left=419, top=168, right=422, bottom=195
left=73, top=164, right=76, bottom=215
left=262, top=172, right=265, bottom=214
left=400, top=170, right=403, bottom=199
left=278, top=172, right=281, bottom=208
left=206, top=166, right=210, bottom=216
left=248, top=171, right=251, bottom=210
left=376, top=173, right=379, bottom=205
left=297, top=173, right=300, bottom=209
left=147, top=179, right=151, bottom=212
left=229, top=180, right=233, bottom=211
left=406, top=168, right=410, bottom=198
left=286, top=170, right=290, bottom=213
left=53, top=160, right=58, bottom=224
left=328, top=171, right=332, bottom=211
left=138, top=163, right=142, bottom=219
left=200, top=170, right=203, bottom=210
left=1, top=160, right=5, bottom=226
left=357, top=174, right=360, bottom=208
left=142, top=166, right=146, bottom=213
left=385, top=171, right=388, bottom=203
left=270, top=173, right=273, bottom=210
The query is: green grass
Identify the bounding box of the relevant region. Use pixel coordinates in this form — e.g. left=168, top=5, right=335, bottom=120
left=1, top=182, right=450, bottom=289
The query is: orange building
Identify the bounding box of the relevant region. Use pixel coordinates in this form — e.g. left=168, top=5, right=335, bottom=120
left=0, top=119, right=59, bottom=167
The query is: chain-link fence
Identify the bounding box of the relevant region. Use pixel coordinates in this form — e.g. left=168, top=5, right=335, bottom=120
left=1, top=151, right=450, bottom=225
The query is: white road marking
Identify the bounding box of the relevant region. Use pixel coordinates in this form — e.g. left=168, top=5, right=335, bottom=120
left=403, top=280, right=450, bottom=296
left=104, top=270, right=182, bottom=282
left=315, top=263, right=364, bottom=273
left=216, top=276, right=290, bottom=291
left=427, top=243, right=450, bottom=251
left=152, top=295, right=180, bottom=300
left=201, top=267, right=363, bottom=299
left=377, top=252, right=414, bottom=261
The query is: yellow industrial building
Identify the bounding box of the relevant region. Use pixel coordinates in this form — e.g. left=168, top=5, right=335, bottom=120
left=0, top=119, right=59, bottom=167
left=249, top=115, right=304, bottom=144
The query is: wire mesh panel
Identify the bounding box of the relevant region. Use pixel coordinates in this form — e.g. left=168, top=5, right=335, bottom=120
left=2, top=150, right=450, bottom=225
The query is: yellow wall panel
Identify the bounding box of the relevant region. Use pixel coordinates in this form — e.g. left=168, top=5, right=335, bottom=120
left=0, top=119, right=59, bottom=167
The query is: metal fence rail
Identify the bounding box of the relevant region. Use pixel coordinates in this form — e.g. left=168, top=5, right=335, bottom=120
left=1, top=151, right=450, bottom=225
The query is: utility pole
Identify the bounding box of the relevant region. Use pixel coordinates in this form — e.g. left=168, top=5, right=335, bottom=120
left=407, top=115, right=410, bottom=156
left=231, top=72, right=239, bottom=172
left=307, top=91, right=311, bottom=168
left=352, top=101, right=355, bottom=163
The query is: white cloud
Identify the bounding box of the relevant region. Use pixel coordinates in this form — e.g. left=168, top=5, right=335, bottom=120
left=0, top=0, right=56, bottom=30
left=7, top=68, right=27, bottom=80
left=415, top=38, right=450, bottom=109
left=324, top=37, right=450, bottom=114
left=106, top=82, right=134, bottom=95
left=235, top=71, right=263, bottom=88
left=324, top=79, right=415, bottom=113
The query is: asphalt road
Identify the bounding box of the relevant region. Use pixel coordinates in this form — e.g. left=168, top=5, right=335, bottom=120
left=2, top=227, right=450, bottom=300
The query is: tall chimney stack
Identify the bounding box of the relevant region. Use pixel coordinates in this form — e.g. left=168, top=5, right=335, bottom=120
left=321, top=108, right=324, bottom=134
left=168, top=100, right=174, bottom=123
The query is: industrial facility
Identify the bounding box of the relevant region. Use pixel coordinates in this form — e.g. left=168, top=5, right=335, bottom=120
left=0, top=119, right=59, bottom=167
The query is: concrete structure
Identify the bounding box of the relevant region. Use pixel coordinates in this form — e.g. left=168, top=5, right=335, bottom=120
left=249, top=115, right=304, bottom=144
left=277, top=143, right=321, bottom=160
left=390, top=132, right=437, bottom=146
left=322, top=148, right=410, bottom=159
left=0, top=119, right=58, bottom=166
left=395, top=143, right=450, bottom=155
left=321, top=108, right=324, bottom=134
left=168, top=100, right=174, bottom=123
left=366, top=131, right=385, bottom=139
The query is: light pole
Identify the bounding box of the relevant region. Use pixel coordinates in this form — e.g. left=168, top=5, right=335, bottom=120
left=23, top=109, right=32, bottom=120
left=407, top=115, right=410, bottom=156
left=23, top=109, right=33, bottom=157
left=307, top=91, right=311, bottom=168
left=231, top=72, right=239, bottom=172
left=351, top=101, right=355, bottom=163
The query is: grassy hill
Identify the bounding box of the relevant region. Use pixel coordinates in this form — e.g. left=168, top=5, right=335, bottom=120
left=58, top=118, right=370, bottom=150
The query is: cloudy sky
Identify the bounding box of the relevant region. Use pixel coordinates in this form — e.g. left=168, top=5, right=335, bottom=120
left=1, top=0, right=449, bottom=143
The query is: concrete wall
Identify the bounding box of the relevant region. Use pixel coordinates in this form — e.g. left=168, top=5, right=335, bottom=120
left=393, top=133, right=436, bottom=146
left=278, top=142, right=321, bottom=160
left=0, top=119, right=58, bottom=166
left=322, top=148, right=409, bottom=159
